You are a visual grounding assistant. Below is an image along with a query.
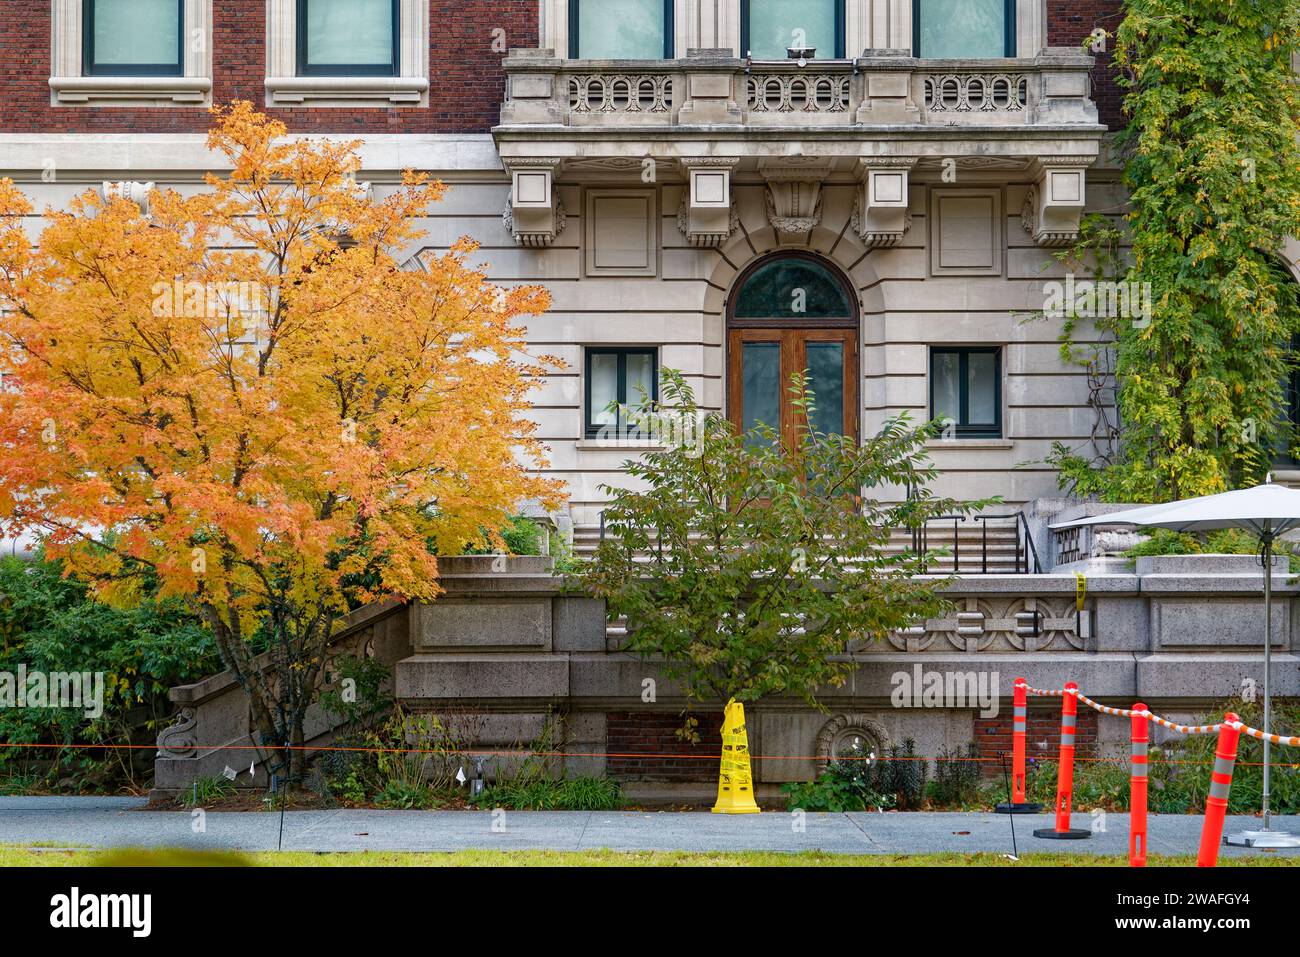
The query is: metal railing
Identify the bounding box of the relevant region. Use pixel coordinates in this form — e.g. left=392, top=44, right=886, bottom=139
left=912, top=511, right=1042, bottom=575
left=597, top=506, right=1043, bottom=575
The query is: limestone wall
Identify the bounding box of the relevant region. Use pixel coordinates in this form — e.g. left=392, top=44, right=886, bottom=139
left=154, top=553, right=1300, bottom=801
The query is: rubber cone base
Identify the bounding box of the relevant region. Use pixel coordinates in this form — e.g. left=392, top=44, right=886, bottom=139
left=995, top=801, right=1044, bottom=814
left=1033, top=827, right=1092, bottom=840
left=711, top=801, right=761, bottom=814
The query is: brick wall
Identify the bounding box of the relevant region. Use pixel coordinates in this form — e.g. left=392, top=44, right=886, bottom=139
left=607, top=711, right=724, bottom=783
left=0, top=0, right=536, bottom=133
left=974, top=708, right=1098, bottom=778
left=1047, top=0, right=1126, bottom=131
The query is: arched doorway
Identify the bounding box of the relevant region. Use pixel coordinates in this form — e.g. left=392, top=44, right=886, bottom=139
left=726, top=252, right=859, bottom=448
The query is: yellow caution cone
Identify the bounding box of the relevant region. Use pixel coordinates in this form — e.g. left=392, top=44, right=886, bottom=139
left=712, top=699, right=760, bottom=814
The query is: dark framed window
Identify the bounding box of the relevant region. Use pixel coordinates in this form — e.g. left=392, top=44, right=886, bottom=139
left=569, top=0, right=674, bottom=59
left=742, top=0, right=846, bottom=59
left=930, top=347, right=1002, bottom=438
left=913, top=0, right=1016, bottom=58
left=297, top=0, right=399, bottom=77
left=585, top=348, right=658, bottom=439
left=82, top=0, right=184, bottom=76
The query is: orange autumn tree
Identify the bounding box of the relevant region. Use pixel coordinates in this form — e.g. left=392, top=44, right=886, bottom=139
left=0, top=102, right=561, bottom=778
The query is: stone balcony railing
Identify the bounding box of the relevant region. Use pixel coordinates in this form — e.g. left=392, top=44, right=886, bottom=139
left=498, top=47, right=1099, bottom=132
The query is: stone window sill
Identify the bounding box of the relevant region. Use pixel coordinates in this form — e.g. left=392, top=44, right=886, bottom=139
left=50, top=76, right=211, bottom=105
left=265, top=76, right=428, bottom=107
left=924, top=439, right=1015, bottom=450
left=576, top=439, right=666, bottom=452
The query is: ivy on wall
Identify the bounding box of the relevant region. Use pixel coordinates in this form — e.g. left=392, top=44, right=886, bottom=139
left=1050, top=0, right=1300, bottom=502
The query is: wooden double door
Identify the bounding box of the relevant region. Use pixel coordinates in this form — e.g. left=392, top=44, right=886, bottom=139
left=726, top=326, right=859, bottom=448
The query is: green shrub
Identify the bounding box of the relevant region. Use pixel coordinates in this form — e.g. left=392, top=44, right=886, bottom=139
left=175, top=775, right=237, bottom=808
left=554, top=775, right=623, bottom=810
left=872, top=738, right=928, bottom=810
left=0, top=554, right=219, bottom=793
left=316, top=702, right=482, bottom=806
left=931, top=743, right=983, bottom=807
left=471, top=776, right=622, bottom=811
left=376, top=779, right=441, bottom=810
left=1125, top=528, right=1259, bottom=559
left=465, top=516, right=546, bottom=556
left=782, top=762, right=894, bottom=812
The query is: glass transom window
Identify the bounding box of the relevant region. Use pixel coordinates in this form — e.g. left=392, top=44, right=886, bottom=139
left=83, top=0, right=183, bottom=76
left=744, top=0, right=845, bottom=59
left=297, top=0, right=399, bottom=76
left=914, top=0, right=1015, bottom=58
left=732, top=256, right=854, bottom=323
left=570, top=0, right=673, bottom=59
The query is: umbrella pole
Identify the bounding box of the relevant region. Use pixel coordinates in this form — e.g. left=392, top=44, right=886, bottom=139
left=1226, top=528, right=1300, bottom=848
left=1263, top=533, right=1273, bottom=832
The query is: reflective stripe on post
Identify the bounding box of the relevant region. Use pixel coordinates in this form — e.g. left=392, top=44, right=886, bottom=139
left=1130, top=702, right=1149, bottom=867
left=1196, top=713, right=1241, bottom=867
left=1012, top=677, right=1028, bottom=803
left=1054, top=681, right=1079, bottom=833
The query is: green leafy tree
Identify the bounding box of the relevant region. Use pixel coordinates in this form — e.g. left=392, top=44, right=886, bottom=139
left=0, top=554, right=218, bottom=791
left=1053, top=2, right=1300, bottom=501
left=579, top=370, right=991, bottom=710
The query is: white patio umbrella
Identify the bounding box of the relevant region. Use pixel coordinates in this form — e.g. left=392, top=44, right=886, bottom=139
left=1051, top=479, right=1300, bottom=849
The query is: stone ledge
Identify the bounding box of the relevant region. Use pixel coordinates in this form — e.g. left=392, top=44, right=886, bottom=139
left=395, top=654, right=569, bottom=699
left=50, top=75, right=212, bottom=106
left=1135, top=653, right=1300, bottom=699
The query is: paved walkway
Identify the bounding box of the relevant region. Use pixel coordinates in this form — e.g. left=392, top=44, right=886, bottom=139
left=2, top=797, right=1299, bottom=857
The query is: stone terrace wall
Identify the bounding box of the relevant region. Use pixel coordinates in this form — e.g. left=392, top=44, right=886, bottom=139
left=155, top=553, right=1300, bottom=801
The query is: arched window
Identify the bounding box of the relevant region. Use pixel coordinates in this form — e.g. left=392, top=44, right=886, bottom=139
left=727, top=253, right=858, bottom=447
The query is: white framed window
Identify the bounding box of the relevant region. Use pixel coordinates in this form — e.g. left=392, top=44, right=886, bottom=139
left=913, top=0, right=1014, bottom=58
left=265, top=0, right=429, bottom=107
left=569, top=0, right=674, bottom=58
left=540, top=1, right=1048, bottom=61
left=49, top=0, right=213, bottom=106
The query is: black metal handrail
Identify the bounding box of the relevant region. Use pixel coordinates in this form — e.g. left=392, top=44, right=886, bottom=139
left=598, top=505, right=1044, bottom=575
left=914, top=510, right=1042, bottom=575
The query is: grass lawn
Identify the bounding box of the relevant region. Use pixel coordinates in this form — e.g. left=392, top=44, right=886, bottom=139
left=2, top=846, right=1298, bottom=867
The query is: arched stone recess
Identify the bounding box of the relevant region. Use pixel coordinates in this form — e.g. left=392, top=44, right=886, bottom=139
left=813, top=713, right=892, bottom=775
left=698, top=202, right=887, bottom=440
left=1284, top=237, right=1300, bottom=284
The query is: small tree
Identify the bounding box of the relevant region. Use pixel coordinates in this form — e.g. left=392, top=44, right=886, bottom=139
left=0, top=103, right=561, bottom=778
left=579, top=370, right=991, bottom=712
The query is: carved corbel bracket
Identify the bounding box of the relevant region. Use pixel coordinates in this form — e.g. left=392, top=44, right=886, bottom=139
left=759, top=158, right=832, bottom=241
left=503, top=157, right=566, bottom=247
left=852, top=157, right=917, bottom=248
left=101, top=180, right=155, bottom=214
left=1021, top=156, right=1092, bottom=247
left=677, top=157, right=740, bottom=247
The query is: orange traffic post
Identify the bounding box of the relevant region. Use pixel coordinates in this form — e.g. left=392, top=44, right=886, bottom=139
left=1197, top=713, right=1241, bottom=867
left=1129, top=702, right=1149, bottom=867
left=996, top=677, right=1042, bottom=814
left=1034, top=681, right=1091, bottom=839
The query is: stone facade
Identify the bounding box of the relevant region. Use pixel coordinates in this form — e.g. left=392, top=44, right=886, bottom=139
left=0, top=0, right=1126, bottom=531
left=4, top=2, right=1293, bottom=799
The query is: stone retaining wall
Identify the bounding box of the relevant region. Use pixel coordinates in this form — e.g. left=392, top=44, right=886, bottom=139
left=154, top=552, right=1300, bottom=802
